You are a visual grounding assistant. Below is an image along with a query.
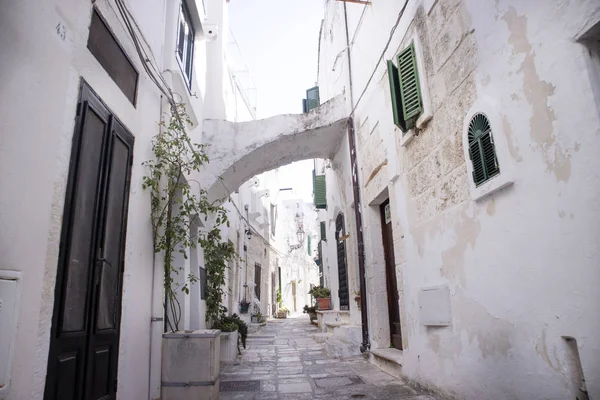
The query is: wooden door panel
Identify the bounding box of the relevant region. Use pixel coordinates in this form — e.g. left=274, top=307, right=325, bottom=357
left=60, top=106, right=107, bottom=334
left=87, top=118, right=133, bottom=399
left=336, top=214, right=349, bottom=310
left=380, top=200, right=402, bottom=349
left=55, top=352, right=80, bottom=400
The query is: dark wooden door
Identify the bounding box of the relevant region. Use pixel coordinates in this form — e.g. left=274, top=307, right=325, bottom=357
left=336, top=214, right=349, bottom=310
left=44, top=81, right=134, bottom=400
left=254, top=263, right=262, bottom=300
left=380, top=200, right=402, bottom=349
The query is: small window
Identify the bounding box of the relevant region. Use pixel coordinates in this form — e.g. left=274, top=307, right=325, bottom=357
left=88, top=9, right=138, bottom=105
left=320, top=221, right=326, bottom=241
left=468, top=113, right=500, bottom=186
left=387, top=42, right=423, bottom=133
left=302, top=86, right=320, bottom=113
left=313, top=170, right=326, bottom=209
left=176, top=2, right=195, bottom=87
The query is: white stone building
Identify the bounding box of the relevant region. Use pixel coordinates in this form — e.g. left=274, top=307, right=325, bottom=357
left=0, top=0, right=296, bottom=398
left=314, top=0, right=600, bottom=399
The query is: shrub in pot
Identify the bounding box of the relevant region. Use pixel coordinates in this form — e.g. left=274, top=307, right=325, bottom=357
left=308, top=286, right=331, bottom=310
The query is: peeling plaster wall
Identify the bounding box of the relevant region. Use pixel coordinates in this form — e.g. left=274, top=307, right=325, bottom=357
left=318, top=0, right=600, bottom=398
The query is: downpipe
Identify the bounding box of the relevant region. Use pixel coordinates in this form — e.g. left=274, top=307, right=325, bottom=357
left=348, top=118, right=370, bottom=354
left=344, top=1, right=370, bottom=353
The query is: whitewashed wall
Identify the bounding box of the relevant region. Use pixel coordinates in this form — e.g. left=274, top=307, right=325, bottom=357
left=318, top=0, right=600, bottom=398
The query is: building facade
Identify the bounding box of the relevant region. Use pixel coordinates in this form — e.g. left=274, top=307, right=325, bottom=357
left=315, top=0, right=600, bottom=399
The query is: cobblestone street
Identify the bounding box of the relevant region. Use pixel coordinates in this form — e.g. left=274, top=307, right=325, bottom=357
left=220, top=315, right=439, bottom=400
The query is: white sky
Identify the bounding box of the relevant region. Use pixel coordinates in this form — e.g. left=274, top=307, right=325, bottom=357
left=229, top=0, right=324, bottom=203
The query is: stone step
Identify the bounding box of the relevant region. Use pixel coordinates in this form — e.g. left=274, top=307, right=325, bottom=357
left=369, top=348, right=403, bottom=379
left=312, top=332, right=333, bottom=343
left=324, top=337, right=362, bottom=359
left=332, top=324, right=362, bottom=344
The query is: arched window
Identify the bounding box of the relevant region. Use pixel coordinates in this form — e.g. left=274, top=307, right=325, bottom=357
left=468, top=113, right=500, bottom=186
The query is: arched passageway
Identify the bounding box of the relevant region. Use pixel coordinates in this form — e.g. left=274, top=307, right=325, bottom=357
left=201, top=94, right=347, bottom=200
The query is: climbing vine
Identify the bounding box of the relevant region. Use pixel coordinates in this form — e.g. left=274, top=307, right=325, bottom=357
left=142, top=102, right=236, bottom=332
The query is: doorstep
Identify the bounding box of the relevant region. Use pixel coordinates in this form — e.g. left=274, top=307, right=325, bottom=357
left=370, top=347, right=403, bottom=365
left=315, top=310, right=350, bottom=315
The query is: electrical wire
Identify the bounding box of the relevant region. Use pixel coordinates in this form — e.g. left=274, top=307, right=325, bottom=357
left=349, top=0, right=410, bottom=117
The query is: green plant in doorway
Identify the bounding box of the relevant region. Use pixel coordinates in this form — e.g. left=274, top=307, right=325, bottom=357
left=142, top=102, right=236, bottom=332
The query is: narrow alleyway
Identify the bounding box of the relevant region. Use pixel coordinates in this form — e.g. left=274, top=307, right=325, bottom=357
left=220, top=315, right=439, bottom=399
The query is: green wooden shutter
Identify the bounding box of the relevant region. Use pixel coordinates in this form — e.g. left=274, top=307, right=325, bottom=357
left=387, top=60, right=407, bottom=133
left=308, top=235, right=312, bottom=255
left=468, top=113, right=500, bottom=186
left=306, top=86, right=320, bottom=111
left=320, top=221, right=326, bottom=241
left=313, top=175, right=327, bottom=209
left=397, top=42, right=423, bottom=129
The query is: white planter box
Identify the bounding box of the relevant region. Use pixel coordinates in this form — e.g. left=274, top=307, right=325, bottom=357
left=219, top=330, right=239, bottom=364
left=162, top=330, right=220, bottom=400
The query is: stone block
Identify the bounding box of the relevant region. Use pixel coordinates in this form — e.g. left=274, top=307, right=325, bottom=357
left=403, top=127, right=437, bottom=171
left=162, top=330, right=221, bottom=400
left=438, top=131, right=465, bottom=177
left=219, top=330, right=239, bottom=364
left=442, top=33, right=478, bottom=95
left=431, top=10, right=466, bottom=72
left=407, top=153, right=443, bottom=198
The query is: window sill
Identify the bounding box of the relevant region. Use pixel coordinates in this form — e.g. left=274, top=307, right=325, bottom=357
left=399, top=112, right=432, bottom=148
left=399, top=129, right=416, bottom=147
left=470, top=174, right=514, bottom=201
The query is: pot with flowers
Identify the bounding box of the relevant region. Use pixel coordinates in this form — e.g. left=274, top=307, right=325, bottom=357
left=308, top=285, right=331, bottom=310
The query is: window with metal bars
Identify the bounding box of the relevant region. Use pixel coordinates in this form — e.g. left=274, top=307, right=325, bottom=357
left=387, top=41, right=423, bottom=133
left=176, top=1, right=195, bottom=88
left=468, top=113, right=500, bottom=186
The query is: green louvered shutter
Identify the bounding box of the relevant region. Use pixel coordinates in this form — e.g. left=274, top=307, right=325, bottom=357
left=468, top=113, right=500, bottom=186
left=308, top=235, right=312, bottom=255
left=306, top=86, right=320, bottom=111
left=320, top=221, right=326, bottom=241
left=397, top=42, right=423, bottom=129
left=387, top=60, right=407, bottom=133
left=313, top=175, right=327, bottom=209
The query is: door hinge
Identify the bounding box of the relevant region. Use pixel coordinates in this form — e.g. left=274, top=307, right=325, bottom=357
left=114, top=378, right=118, bottom=392
left=130, top=154, right=134, bottom=166
left=76, top=102, right=82, bottom=117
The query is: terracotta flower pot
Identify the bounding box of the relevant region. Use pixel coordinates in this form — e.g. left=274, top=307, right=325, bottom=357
left=316, top=297, right=331, bottom=310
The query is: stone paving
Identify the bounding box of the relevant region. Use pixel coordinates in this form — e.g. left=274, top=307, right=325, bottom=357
left=219, top=315, right=439, bottom=400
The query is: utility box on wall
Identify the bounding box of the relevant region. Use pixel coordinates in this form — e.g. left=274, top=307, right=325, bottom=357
left=418, top=285, right=452, bottom=326
left=0, top=271, right=21, bottom=395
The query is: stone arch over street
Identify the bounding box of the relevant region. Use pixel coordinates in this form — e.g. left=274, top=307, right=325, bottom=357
left=201, top=94, right=347, bottom=200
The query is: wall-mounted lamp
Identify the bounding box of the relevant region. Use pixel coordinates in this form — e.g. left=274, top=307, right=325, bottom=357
left=296, top=228, right=305, bottom=244
left=245, top=229, right=252, bottom=240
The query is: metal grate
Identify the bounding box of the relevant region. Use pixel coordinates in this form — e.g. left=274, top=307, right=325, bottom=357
left=220, top=380, right=261, bottom=392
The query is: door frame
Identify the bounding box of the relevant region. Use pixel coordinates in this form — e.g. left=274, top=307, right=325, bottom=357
left=44, top=79, right=134, bottom=399
left=380, top=199, right=402, bottom=349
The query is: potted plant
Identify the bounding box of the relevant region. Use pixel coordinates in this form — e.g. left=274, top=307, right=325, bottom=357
left=143, top=103, right=237, bottom=400
left=303, top=305, right=317, bottom=322
left=276, top=307, right=289, bottom=319
left=354, top=290, right=361, bottom=310
left=309, top=285, right=331, bottom=310
left=239, top=299, right=250, bottom=314
left=215, top=313, right=248, bottom=362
